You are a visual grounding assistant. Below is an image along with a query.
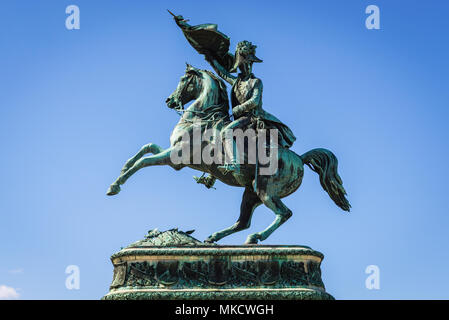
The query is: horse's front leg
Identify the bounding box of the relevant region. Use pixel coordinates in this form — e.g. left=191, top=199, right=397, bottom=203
left=107, top=147, right=179, bottom=196
left=120, top=143, right=165, bottom=174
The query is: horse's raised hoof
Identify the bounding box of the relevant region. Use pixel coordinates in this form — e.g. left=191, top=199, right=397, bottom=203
left=245, top=233, right=260, bottom=245
left=106, top=184, right=121, bottom=196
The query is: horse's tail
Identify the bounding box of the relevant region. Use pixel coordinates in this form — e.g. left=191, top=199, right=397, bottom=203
left=300, top=148, right=351, bottom=212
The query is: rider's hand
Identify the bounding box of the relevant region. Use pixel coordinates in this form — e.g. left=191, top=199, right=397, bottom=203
left=233, top=105, right=244, bottom=118
left=174, top=15, right=185, bottom=22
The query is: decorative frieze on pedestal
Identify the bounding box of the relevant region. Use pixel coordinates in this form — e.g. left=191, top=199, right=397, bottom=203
left=103, top=229, right=334, bottom=300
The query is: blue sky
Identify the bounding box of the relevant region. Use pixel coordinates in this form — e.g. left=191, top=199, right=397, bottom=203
left=0, top=0, right=448, bottom=299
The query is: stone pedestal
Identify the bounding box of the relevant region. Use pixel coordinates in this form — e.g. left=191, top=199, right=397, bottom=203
left=103, top=229, right=334, bottom=300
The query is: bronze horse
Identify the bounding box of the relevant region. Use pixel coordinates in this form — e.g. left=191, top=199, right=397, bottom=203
left=107, top=65, right=350, bottom=244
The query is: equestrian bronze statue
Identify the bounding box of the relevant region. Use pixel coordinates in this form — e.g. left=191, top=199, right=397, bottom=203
left=106, top=12, right=350, bottom=245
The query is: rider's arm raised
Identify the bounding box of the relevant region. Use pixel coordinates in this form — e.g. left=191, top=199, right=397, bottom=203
left=205, top=55, right=237, bottom=86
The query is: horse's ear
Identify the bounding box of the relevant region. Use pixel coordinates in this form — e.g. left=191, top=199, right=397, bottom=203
left=185, top=63, right=201, bottom=76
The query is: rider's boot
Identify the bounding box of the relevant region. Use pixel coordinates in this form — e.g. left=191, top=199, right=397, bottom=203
left=218, top=137, right=245, bottom=185
left=218, top=161, right=240, bottom=175
left=218, top=160, right=246, bottom=186
left=218, top=134, right=238, bottom=173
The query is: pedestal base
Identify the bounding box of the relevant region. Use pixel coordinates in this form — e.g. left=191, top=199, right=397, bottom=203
left=103, top=229, right=334, bottom=300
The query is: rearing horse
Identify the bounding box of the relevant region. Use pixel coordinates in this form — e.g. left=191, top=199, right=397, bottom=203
left=107, top=64, right=350, bottom=244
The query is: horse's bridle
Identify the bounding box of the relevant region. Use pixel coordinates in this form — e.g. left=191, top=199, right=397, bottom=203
left=174, top=73, right=196, bottom=113
left=172, top=72, right=229, bottom=123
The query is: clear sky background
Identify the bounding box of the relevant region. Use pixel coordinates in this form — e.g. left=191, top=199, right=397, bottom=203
left=1, top=0, right=448, bottom=300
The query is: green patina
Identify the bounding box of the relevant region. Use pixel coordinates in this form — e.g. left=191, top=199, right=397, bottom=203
left=106, top=12, right=350, bottom=245
left=103, top=11, right=349, bottom=300
left=103, top=229, right=334, bottom=300
left=103, top=289, right=334, bottom=301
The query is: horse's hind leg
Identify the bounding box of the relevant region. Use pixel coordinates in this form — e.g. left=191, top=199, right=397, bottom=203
left=205, top=188, right=261, bottom=243
left=245, top=195, right=292, bottom=244
left=121, top=143, right=165, bottom=174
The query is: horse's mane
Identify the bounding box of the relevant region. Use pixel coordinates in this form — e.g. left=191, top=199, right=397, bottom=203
left=203, top=69, right=229, bottom=107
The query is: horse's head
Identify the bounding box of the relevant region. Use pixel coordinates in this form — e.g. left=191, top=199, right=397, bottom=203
left=166, top=64, right=203, bottom=111
left=166, top=64, right=229, bottom=116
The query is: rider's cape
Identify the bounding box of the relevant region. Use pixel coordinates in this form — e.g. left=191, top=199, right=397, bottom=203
left=257, top=109, right=296, bottom=148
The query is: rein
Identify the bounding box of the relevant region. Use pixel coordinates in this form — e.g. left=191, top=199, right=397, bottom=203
left=172, top=72, right=229, bottom=124
left=175, top=103, right=229, bottom=124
